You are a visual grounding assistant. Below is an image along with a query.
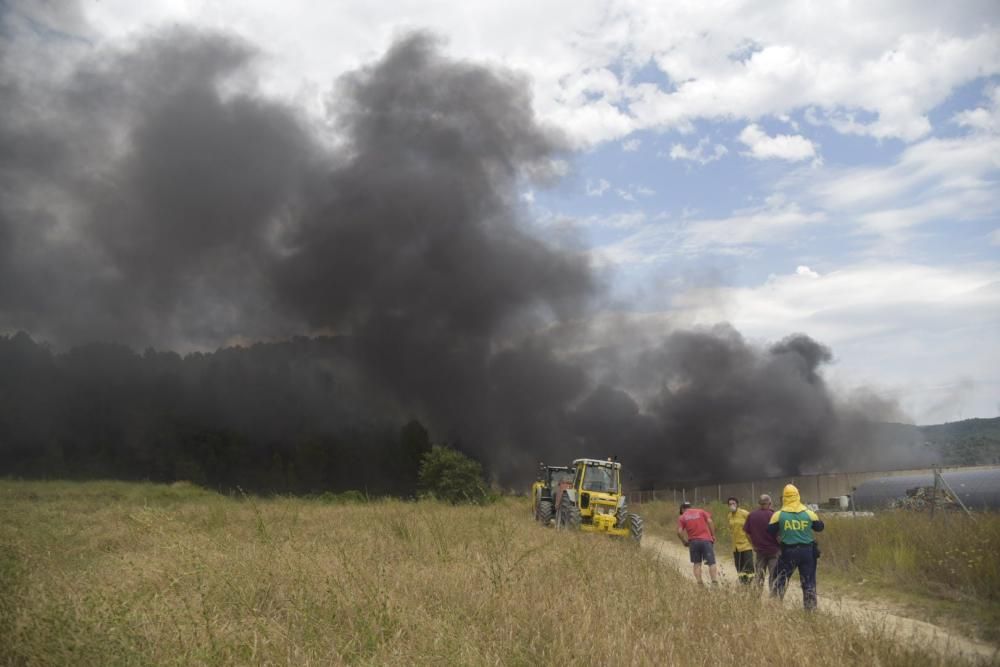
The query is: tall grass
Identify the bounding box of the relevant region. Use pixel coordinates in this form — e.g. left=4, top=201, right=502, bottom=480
left=0, top=480, right=975, bottom=666
left=820, top=511, right=1000, bottom=601
left=638, top=497, right=1000, bottom=604
left=637, top=496, right=1000, bottom=642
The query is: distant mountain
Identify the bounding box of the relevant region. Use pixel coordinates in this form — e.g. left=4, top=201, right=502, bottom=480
left=919, top=417, right=1000, bottom=466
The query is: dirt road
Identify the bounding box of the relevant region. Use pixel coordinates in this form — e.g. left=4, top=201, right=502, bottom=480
left=643, top=535, right=1000, bottom=665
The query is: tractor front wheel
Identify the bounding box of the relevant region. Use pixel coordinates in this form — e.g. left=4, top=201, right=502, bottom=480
left=615, top=502, right=629, bottom=529
left=537, top=500, right=554, bottom=526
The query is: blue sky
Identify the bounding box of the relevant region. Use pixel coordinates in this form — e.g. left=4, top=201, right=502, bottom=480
left=11, top=0, right=1000, bottom=423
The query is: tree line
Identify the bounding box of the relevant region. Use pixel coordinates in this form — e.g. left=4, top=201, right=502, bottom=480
left=0, top=332, right=446, bottom=496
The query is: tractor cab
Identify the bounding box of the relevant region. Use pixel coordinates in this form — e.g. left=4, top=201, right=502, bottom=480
left=531, top=463, right=574, bottom=524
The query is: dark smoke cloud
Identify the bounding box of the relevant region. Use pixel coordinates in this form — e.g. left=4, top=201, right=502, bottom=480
left=585, top=326, right=929, bottom=485
left=0, top=7, right=923, bottom=485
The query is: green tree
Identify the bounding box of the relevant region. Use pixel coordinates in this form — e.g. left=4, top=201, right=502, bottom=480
left=417, top=445, right=488, bottom=504
left=397, top=420, right=432, bottom=495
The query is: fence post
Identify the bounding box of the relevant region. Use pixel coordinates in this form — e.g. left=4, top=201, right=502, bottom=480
left=931, top=469, right=940, bottom=518
left=718, top=484, right=721, bottom=502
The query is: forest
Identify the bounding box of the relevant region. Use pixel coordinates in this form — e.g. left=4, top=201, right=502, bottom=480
left=0, top=332, right=433, bottom=495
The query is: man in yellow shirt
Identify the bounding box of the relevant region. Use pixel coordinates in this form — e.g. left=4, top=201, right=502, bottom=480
left=727, top=497, right=754, bottom=585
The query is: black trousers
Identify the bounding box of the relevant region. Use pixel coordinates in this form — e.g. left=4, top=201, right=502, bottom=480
left=773, top=544, right=817, bottom=609
left=733, top=550, right=754, bottom=584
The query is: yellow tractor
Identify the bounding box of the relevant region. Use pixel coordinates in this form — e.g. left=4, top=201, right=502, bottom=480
left=533, top=458, right=643, bottom=543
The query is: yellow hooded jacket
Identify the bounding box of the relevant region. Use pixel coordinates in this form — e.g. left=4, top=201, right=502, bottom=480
left=767, top=484, right=824, bottom=546
left=728, top=508, right=753, bottom=552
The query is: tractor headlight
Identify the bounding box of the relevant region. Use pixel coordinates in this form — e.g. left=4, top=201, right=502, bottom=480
left=594, top=504, right=614, bottom=515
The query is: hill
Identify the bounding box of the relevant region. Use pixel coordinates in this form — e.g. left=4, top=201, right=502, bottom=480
left=921, top=417, right=1000, bottom=466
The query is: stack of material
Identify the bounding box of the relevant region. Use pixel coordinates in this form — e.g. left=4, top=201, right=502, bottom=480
left=889, top=485, right=961, bottom=512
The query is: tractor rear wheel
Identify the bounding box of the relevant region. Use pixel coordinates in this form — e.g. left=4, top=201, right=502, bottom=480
left=537, top=500, right=554, bottom=526
left=557, top=494, right=581, bottom=529
left=628, top=513, right=643, bottom=543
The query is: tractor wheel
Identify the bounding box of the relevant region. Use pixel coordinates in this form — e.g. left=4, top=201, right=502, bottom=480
left=537, top=500, right=554, bottom=526
left=615, top=502, right=629, bottom=529
left=628, top=513, right=643, bottom=544
left=557, top=494, right=581, bottom=529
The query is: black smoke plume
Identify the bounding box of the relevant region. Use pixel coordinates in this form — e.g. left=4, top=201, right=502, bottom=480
left=0, top=7, right=925, bottom=489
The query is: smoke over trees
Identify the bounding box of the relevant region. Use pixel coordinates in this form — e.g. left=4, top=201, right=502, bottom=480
left=0, top=8, right=923, bottom=491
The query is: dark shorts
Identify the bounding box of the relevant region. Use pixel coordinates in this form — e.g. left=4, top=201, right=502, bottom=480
left=688, top=539, right=716, bottom=565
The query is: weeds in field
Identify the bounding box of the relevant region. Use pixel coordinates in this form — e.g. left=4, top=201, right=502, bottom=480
left=0, top=480, right=979, bottom=666
left=820, top=512, right=1000, bottom=602
left=639, top=495, right=1000, bottom=643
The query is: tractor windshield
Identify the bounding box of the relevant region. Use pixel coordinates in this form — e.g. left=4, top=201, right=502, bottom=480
left=551, top=470, right=574, bottom=486
left=582, top=465, right=618, bottom=493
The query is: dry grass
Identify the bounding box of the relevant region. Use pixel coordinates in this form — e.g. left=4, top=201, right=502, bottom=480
left=0, top=480, right=974, bottom=666
left=820, top=511, right=1000, bottom=642
left=820, top=511, right=1000, bottom=600
left=636, top=496, right=1000, bottom=644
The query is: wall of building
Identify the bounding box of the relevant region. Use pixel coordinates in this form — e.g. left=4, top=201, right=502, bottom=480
left=627, top=464, right=1000, bottom=508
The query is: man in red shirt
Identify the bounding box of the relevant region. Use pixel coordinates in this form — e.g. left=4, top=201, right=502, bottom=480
left=677, top=501, right=718, bottom=584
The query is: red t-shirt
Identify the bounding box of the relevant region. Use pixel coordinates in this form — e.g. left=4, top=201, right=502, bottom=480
left=678, top=508, right=714, bottom=542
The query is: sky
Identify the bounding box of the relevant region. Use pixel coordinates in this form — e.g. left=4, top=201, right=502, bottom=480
left=5, top=0, right=1000, bottom=425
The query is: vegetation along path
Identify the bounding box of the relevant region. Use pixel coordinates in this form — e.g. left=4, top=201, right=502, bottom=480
left=643, top=535, right=1000, bottom=665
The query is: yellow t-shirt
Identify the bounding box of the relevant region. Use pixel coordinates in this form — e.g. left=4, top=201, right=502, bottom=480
left=729, top=508, right=752, bottom=552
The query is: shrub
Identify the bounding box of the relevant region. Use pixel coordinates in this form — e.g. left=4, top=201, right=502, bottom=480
left=418, top=446, right=489, bottom=504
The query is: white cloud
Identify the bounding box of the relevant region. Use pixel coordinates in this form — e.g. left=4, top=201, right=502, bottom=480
left=62, top=0, right=1000, bottom=146
left=565, top=210, right=648, bottom=231
left=668, top=137, right=728, bottom=164
left=802, top=132, right=1000, bottom=243
left=668, top=262, right=1000, bottom=422
left=952, top=83, right=1000, bottom=134
left=680, top=199, right=825, bottom=249
left=586, top=178, right=611, bottom=197
left=621, top=138, right=641, bottom=152
left=989, top=229, right=1000, bottom=246
left=796, top=265, right=819, bottom=278
left=592, top=197, right=824, bottom=265
left=738, top=124, right=817, bottom=162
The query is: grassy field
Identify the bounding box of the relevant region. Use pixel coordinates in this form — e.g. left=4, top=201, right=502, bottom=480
left=0, top=480, right=982, bottom=666
left=637, top=498, right=1000, bottom=643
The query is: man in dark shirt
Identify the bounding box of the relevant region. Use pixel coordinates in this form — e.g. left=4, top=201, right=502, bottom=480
left=743, top=494, right=781, bottom=591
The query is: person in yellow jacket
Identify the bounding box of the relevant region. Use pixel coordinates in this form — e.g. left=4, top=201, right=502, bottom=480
left=767, top=484, right=825, bottom=610
left=727, top=497, right=754, bottom=585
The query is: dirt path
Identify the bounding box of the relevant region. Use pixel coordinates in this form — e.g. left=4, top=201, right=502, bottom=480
left=643, top=535, right=999, bottom=665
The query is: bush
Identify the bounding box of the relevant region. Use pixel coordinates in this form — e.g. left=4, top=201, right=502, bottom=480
left=418, top=446, right=489, bottom=504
